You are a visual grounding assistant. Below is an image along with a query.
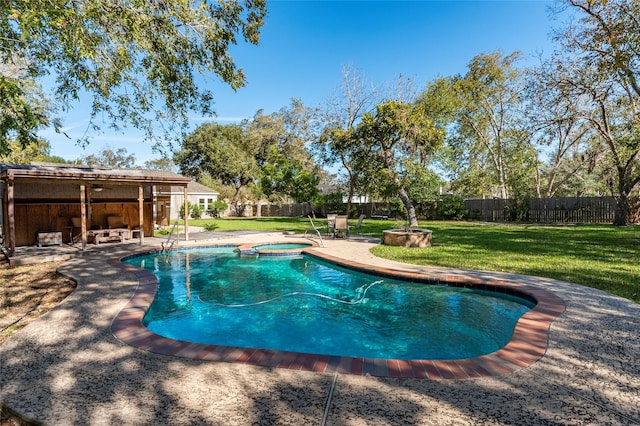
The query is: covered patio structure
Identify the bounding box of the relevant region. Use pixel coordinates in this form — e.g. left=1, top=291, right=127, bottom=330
left=0, top=163, right=192, bottom=257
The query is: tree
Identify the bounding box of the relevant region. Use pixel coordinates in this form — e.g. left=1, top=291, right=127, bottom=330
left=174, top=122, right=259, bottom=215
left=245, top=100, right=321, bottom=208
left=447, top=52, right=536, bottom=199
left=82, top=147, right=136, bottom=168
left=316, top=65, right=377, bottom=216
left=1, top=0, right=266, bottom=151
left=260, top=145, right=320, bottom=208
left=548, top=0, right=640, bottom=225
left=402, top=161, right=444, bottom=219
left=0, top=138, right=66, bottom=164
left=354, top=98, right=446, bottom=227
left=143, top=157, right=176, bottom=172
left=0, top=60, right=59, bottom=155
left=525, top=61, right=601, bottom=197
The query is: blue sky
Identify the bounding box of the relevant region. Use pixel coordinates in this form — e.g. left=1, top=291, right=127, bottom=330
left=42, top=0, right=558, bottom=165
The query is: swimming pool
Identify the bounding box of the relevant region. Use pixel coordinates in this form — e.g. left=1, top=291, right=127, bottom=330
left=124, top=247, right=534, bottom=360
left=238, top=242, right=314, bottom=256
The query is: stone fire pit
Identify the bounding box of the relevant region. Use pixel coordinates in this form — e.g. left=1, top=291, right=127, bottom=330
left=383, top=229, right=432, bottom=247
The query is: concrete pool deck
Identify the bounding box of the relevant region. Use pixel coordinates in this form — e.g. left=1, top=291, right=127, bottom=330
left=1, top=231, right=639, bottom=425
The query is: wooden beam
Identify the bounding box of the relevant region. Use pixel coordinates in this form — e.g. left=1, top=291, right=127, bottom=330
left=7, top=178, right=15, bottom=256
left=80, top=184, right=87, bottom=251
left=87, top=185, right=92, bottom=232
left=138, top=185, right=144, bottom=246
left=183, top=185, right=189, bottom=241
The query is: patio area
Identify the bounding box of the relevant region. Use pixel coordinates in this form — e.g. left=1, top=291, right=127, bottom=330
left=1, top=231, right=638, bottom=425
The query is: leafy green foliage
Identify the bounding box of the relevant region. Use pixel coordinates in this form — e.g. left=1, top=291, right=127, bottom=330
left=174, top=122, right=259, bottom=213
left=190, top=204, right=204, bottom=220
left=82, top=147, right=136, bottom=168
left=1, top=0, right=266, bottom=150
left=546, top=0, right=640, bottom=224
left=0, top=69, right=54, bottom=154
left=260, top=146, right=320, bottom=204
left=179, top=202, right=203, bottom=220
left=445, top=51, right=536, bottom=200
left=0, top=138, right=65, bottom=164
left=203, top=221, right=219, bottom=232
left=208, top=200, right=228, bottom=218
left=175, top=101, right=320, bottom=214
left=143, top=158, right=176, bottom=172
left=436, top=195, right=468, bottom=220
left=354, top=98, right=446, bottom=226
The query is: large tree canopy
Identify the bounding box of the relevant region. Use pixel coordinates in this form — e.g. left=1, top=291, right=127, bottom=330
left=174, top=122, right=259, bottom=213
left=316, top=65, right=377, bottom=217
left=444, top=51, right=536, bottom=200
left=355, top=97, right=446, bottom=227
left=82, top=147, right=136, bottom=168
left=1, top=0, right=266, bottom=154
left=548, top=0, right=640, bottom=224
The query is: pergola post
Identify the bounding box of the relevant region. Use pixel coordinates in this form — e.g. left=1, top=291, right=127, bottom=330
left=183, top=185, right=189, bottom=241
left=138, top=185, right=144, bottom=246
left=80, top=184, right=87, bottom=251
left=7, top=178, right=15, bottom=256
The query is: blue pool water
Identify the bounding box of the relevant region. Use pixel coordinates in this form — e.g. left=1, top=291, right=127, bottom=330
left=253, top=243, right=312, bottom=251
left=125, top=247, right=534, bottom=360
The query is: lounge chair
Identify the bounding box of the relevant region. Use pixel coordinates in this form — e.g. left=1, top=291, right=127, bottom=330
left=348, top=214, right=366, bottom=235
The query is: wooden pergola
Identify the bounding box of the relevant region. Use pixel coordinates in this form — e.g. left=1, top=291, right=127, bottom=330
left=0, top=163, right=192, bottom=256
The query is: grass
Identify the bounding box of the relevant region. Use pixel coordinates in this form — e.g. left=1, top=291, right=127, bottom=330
left=176, top=217, right=639, bottom=303
left=369, top=222, right=640, bottom=304
left=158, top=216, right=313, bottom=235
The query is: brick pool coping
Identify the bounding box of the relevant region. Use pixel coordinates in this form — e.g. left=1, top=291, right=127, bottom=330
left=110, top=244, right=565, bottom=379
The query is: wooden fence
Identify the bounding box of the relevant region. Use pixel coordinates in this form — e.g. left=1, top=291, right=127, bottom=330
left=464, top=196, right=617, bottom=224
left=249, top=197, right=621, bottom=224
left=256, top=203, right=312, bottom=218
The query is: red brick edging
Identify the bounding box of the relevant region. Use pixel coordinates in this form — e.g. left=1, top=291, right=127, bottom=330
left=110, top=245, right=565, bottom=379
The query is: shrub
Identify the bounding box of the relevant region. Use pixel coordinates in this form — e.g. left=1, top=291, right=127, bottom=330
left=437, top=195, right=468, bottom=220
left=190, top=204, right=204, bottom=220
left=203, top=221, right=219, bottom=232
left=505, top=196, right=530, bottom=222
left=207, top=200, right=228, bottom=218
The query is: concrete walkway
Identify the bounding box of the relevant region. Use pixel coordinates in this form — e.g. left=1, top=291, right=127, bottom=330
left=1, top=232, right=639, bottom=425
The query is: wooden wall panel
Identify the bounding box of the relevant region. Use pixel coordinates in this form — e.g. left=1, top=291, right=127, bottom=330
left=13, top=202, right=155, bottom=245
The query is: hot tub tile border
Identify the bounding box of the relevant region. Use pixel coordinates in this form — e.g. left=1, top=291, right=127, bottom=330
left=111, top=244, right=565, bottom=379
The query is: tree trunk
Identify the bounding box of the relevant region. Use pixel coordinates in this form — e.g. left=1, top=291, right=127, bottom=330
left=613, top=193, right=630, bottom=226
left=231, top=184, right=246, bottom=217
left=398, top=187, right=418, bottom=227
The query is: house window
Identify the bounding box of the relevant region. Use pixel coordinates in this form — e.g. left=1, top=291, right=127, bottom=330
left=198, top=197, right=217, bottom=211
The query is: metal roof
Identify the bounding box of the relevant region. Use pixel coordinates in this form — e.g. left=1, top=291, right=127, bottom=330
left=0, top=163, right=192, bottom=185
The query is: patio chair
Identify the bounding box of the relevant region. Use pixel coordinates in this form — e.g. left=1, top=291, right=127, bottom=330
left=71, top=217, right=82, bottom=243
left=326, top=214, right=337, bottom=236
left=348, top=214, right=366, bottom=235
left=334, top=215, right=349, bottom=238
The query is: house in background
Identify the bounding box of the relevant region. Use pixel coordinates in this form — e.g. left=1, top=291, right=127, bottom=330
left=0, top=163, right=192, bottom=255
left=154, top=181, right=219, bottom=225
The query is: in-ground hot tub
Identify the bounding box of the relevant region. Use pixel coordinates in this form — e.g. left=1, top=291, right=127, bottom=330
left=383, top=229, right=432, bottom=247
left=237, top=242, right=315, bottom=256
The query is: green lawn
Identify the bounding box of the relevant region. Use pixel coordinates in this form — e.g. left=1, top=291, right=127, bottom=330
left=173, top=217, right=640, bottom=303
